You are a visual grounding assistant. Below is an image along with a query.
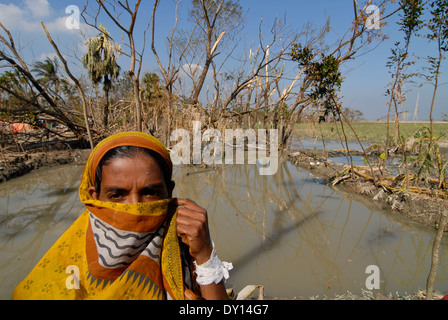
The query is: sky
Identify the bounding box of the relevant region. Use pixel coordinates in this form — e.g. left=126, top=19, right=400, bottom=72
left=0, top=0, right=446, bottom=121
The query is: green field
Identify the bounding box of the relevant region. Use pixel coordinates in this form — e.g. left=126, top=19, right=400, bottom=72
left=294, top=121, right=448, bottom=143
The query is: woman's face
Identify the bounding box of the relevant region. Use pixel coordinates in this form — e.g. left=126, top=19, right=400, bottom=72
left=89, top=153, right=173, bottom=203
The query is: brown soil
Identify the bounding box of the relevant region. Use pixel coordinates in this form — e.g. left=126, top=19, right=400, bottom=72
left=0, top=129, right=91, bottom=183
left=0, top=149, right=90, bottom=183
left=286, top=148, right=448, bottom=232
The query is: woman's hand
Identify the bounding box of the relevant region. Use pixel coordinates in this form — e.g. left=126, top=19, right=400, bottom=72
left=175, top=198, right=213, bottom=265
left=175, top=198, right=229, bottom=300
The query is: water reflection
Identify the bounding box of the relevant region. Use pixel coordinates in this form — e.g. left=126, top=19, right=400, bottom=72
left=0, top=160, right=447, bottom=299
left=0, top=164, right=85, bottom=299
left=174, top=160, right=448, bottom=298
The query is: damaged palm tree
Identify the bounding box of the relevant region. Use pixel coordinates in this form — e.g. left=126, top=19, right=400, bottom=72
left=82, top=24, right=121, bottom=129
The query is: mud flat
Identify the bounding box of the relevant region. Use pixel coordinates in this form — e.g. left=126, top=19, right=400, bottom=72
left=286, top=148, right=448, bottom=232
left=0, top=149, right=90, bottom=183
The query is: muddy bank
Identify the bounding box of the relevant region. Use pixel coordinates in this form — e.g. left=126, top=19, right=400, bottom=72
left=286, top=149, right=448, bottom=232
left=0, top=149, right=90, bottom=183
left=1, top=129, right=94, bottom=183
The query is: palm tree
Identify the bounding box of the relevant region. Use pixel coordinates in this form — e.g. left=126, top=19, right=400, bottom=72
left=82, top=24, right=120, bottom=128
left=32, top=57, right=60, bottom=100
left=0, top=70, right=30, bottom=114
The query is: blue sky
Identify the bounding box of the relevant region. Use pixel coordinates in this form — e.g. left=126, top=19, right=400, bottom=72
left=0, top=0, right=446, bottom=121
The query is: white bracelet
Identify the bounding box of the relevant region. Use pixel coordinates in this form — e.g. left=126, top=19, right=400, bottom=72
left=193, top=248, right=233, bottom=286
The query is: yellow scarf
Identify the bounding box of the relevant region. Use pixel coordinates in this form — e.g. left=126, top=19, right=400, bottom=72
left=12, top=132, right=197, bottom=300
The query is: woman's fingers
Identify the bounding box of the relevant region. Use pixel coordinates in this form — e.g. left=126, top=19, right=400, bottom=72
left=175, top=198, right=212, bottom=264
left=175, top=198, right=204, bottom=213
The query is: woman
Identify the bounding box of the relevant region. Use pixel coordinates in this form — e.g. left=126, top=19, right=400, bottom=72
left=12, top=131, right=231, bottom=300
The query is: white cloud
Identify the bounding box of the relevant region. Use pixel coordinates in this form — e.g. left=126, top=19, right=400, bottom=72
left=0, top=1, right=94, bottom=73
left=181, top=63, right=204, bottom=77
left=25, top=0, right=51, bottom=18
left=44, top=16, right=72, bottom=33
left=0, top=1, right=82, bottom=35
left=0, top=3, right=35, bottom=32
left=37, top=52, right=58, bottom=61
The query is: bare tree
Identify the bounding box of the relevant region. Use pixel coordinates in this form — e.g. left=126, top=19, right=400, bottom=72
left=41, top=22, right=94, bottom=149
left=151, top=0, right=202, bottom=144
left=155, top=0, right=401, bottom=154
left=0, top=22, right=86, bottom=140
left=82, top=0, right=149, bottom=132
left=151, top=0, right=193, bottom=95
left=249, top=0, right=399, bottom=148
left=184, top=0, right=245, bottom=105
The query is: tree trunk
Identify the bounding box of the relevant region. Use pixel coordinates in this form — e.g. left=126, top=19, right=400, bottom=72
left=41, top=21, right=94, bottom=149
left=132, top=75, right=142, bottom=131
left=103, top=76, right=110, bottom=128
left=192, top=57, right=212, bottom=105
left=426, top=210, right=448, bottom=300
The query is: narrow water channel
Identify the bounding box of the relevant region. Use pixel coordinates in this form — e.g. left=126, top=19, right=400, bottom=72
left=1, top=158, right=447, bottom=299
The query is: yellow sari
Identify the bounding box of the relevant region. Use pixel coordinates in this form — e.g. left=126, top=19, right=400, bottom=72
left=12, top=131, right=199, bottom=300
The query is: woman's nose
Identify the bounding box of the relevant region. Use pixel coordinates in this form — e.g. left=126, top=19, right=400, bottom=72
left=127, top=193, right=142, bottom=203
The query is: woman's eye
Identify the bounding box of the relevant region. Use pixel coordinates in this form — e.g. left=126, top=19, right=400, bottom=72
left=109, top=193, right=124, bottom=201
left=143, top=190, right=159, bottom=197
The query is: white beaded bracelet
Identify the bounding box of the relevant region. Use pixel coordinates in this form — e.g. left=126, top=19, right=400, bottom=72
left=193, top=247, right=233, bottom=286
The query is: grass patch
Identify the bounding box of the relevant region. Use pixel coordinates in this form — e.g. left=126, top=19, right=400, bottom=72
left=294, top=122, right=448, bottom=143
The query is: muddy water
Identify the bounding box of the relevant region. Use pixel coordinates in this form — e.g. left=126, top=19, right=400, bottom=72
left=1, top=160, right=447, bottom=299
